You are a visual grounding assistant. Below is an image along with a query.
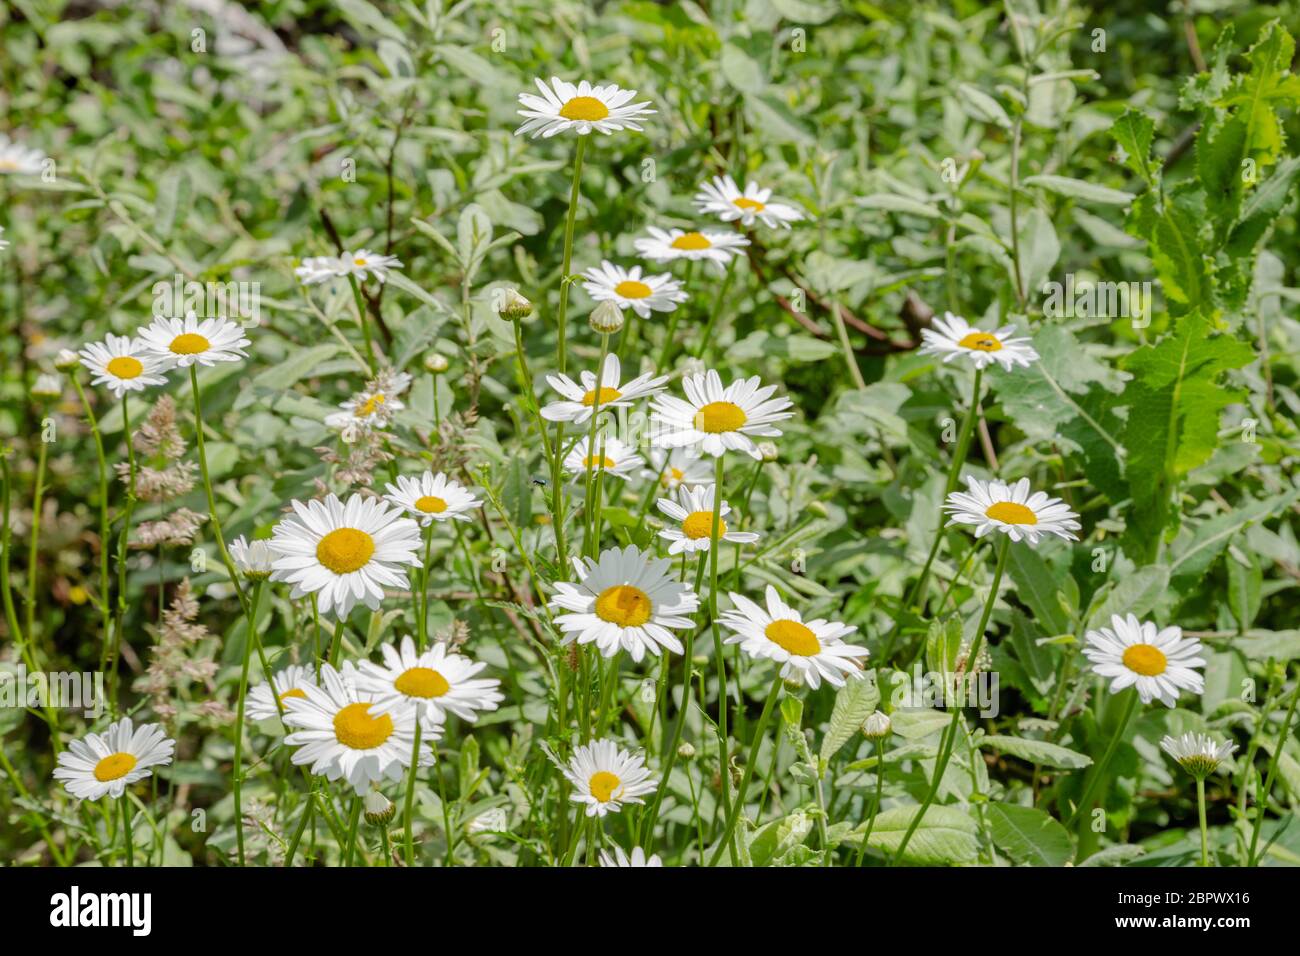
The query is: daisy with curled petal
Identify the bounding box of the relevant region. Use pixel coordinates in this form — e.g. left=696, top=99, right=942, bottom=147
left=693, top=175, right=805, bottom=230
left=562, top=435, right=644, bottom=482
left=1082, top=614, right=1206, bottom=707
left=137, top=313, right=251, bottom=369
left=247, top=664, right=319, bottom=722
left=53, top=718, right=175, bottom=801
left=354, top=635, right=504, bottom=727
left=600, top=846, right=663, bottom=867
left=541, top=353, right=669, bottom=424
left=642, top=447, right=714, bottom=491
left=0, top=135, right=47, bottom=175
left=283, top=663, right=435, bottom=793
left=1160, top=732, right=1236, bottom=778
left=384, top=471, right=482, bottom=525
left=295, top=255, right=344, bottom=285
left=918, top=311, right=1039, bottom=372
left=633, top=226, right=750, bottom=272
left=549, top=544, right=699, bottom=663
left=340, top=249, right=402, bottom=284
left=553, top=739, right=657, bottom=817
left=324, top=368, right=413, bottom=433
left=515, top=77, right=655, bottom=139
left=78, top=334, right=170, bottom=399
left=581, top=261, right=688, bottom=318
left=268, top=493, right=422, bottom=619
left=720, top=585, right=868, bottom=689
left=651, top=369, right=794, bottom=460
left=944, top=476, right=1080, bottom=545
left=229, top=535, right=274, bottom=579
left=657, top=484, right=759, bottom=555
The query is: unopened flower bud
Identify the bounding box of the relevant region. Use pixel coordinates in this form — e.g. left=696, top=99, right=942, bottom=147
left=498, top=287, right=533, bottom=321
left=758, top=441, right=779, bottom=462
left=31, top=373, right=62, bottom=399
left=364, top=790, right=395, bottom=826
left=677, top=742, right=696, bottom=760
left=54, top=349, right=80, bottom=371
left=423, top=352, right=450, bottom=374
left=589, top=300, right=624, bottom=334
left=862, top=710, right=892, bottom=740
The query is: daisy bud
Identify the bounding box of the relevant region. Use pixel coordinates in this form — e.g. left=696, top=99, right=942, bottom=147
left=423, top=352, right=450, bottom=374
left=758, top=441, right=779, bottom=462
left=783, top=676, right=805, bottom=694
left=1160, top=733, right=1236, bottom=780
left=229, top=536, right=274, bottom=580
left=364, top=789, right=395, bottom=826
left=677, top=742, right=696, bottom=760
left=862, top=710, right=892, bottom=740
left=53, top=348, right=80, bottom=370
left=31, top=373, right=62, bottom=399
left=497, top=287, right=533, bottom=321
left=589, top=300, right=625, bottom=334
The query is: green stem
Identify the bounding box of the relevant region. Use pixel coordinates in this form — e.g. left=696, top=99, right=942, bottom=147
left=120, top=796, right=134, bottom=867
left=110, top=391, right=138, bottom=691
left=854, top=738, right=886, bottom=866
left=189, top=366, right=249, bottom=619
left=403, top=720, right=423, bottom=866
left=1067, top=689, right=1139, bottom=829
left=1247, top=680, right=1300, bottom=865
left=24, top=430, right=47, bottom=655
left=72, top=377, right=113, bottom=675
left=707, top=677, right=781, bottom=865
left=232, top=580, right=264, bottom=866
left=692, top=259, right=737, bottom=361
left=1196, top=777, right=1209, bottom=867
left=347, top=273, right=378, bottom=372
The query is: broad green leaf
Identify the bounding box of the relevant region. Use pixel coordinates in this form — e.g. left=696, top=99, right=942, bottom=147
left=980, top=735, right=1093, bottom=770
left=1022, top=175, right=1134, bottom=206
left=1085, top=565, right=1170, bottom=631
left=987, top=803, right=1074, bottom=866
left=854, top=805, right=979, bottom=865
left=819, top=675, right=881, bottom=764
left=1110, top=108, right=1157, bottom=185
left=956, top=83, right=1011, bottom=128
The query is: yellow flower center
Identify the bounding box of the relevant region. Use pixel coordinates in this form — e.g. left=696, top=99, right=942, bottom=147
left=1122, top=644, right=1167, bottom=677
left=660, top=466, right=685, bottom=487
left=958, top=331, right=1003, bottom=352
left=278, top=688, right=307, bottom=704
left=69, top=585, right=89, bottom=605
left=671, top=232, right=712, bottom=250
left=985, top=502, right=1038, bottom=525
left=695, top=401, right=747, bottom=433
left=614, top=280, right=652, bottom=299
left=415, top=495, right=447, bottom=514
left=733, top=197, right=766, bottom=212
left=354, top=257, right=368, bottom=266
left=583, top=455, right=617, bottom=470
left=589, top=770, right=622, bottom=803
left=169, top=333, right=211, bottom=355
left=765, top=619, right=821, bottom=657
left=581, top=386, right=623, bottom=406
left=315, top=527, right=375, bottom=574
left=682, top=511, right=725, bottom=540
left=0, top=159, right=17, bottom=171
left=394, top=666, right=450, bottom=699
left=106, top=356, right=144, bottom=380
left=357, top=393, right=386, bottom=418
left=333, top=702, right=394, bottom=749
left=559, top=96, right=610, bottom=122
left=93, top=752, right=138, bottom=782
left=594, top=585, right=653, bottom=627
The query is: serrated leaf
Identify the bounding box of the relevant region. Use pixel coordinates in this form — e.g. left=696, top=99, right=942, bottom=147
left=819, top=674, right=881, bottom=764
left=980, top=735, right=1093, bottom=770
left=854, top=805, right=979, bottom=865
left=987, top=803, right=1074, bottom=866
left=1111, top=108, right=1157, bottom=185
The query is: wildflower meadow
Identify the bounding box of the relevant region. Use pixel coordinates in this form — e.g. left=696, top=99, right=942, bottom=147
left=2, top=0, right=1299, bottom=886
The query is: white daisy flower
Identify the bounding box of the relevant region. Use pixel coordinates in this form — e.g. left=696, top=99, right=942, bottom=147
left=354, top=636, right=503, bottom=727
left=918, top=311, right=1039, bottom=372
left=295, top=255, right=344, bottom=285
left=693, top=175, right=805, bottom=229
left=943, top=476, right=1081, bottom=545
left=651, top=369, right=794, bottom=460
left=384, top=472, right=482, bottom=526
left=282, top=663, right=435, bottom=793
left=642, top=447, right=715, bottom=491
left=247, top=664, right=319, bottom=722
left=554, top=739, right=656, bottom=817
left=656, top=484, right=760, bottom=555
left=633, top=226, right=750, bottom=272
left=719, top=585, right=868, bottom=689
left=78, top=334, right=169, bottom=399
left=268, top=493, right=422, bottom=619
left=562, top=435, right=644, bottom=482
left=1082, top=614, right=1206, bottom=708
left=340, top=249, right=402, bottom=284
left=541, top=353, right=668, bottom=424
left=549, top=544, right=700, bottom=663
left=229, top=535, right=274, bottom=579
left=53, top=718, right=175, bottom=801
left=581, top=261, right=687, bottom=318
left=1160, top=732, right=1236, bottom=779
left=515, top=77, right=655, bottom=138
left=0, top=135, right=47, bottom=175
left=136, top=313, right=251, bottom=369
left=600, top=846, right=663, bottom=867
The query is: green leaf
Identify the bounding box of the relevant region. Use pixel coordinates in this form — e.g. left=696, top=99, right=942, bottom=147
left=854, top=806, right=979, bottom=865
left=252, top=343, right=340, bottom=390
left=1111, top=108, right=1157, bottom=185
left=1022, top=175, right=1134, bottom=206
left=720, top=43, right=765, bottom=94
left=1086, top=565, right=1170, bottom=631
left=1005, top=545, right=1071, bottom=637
left=956, top=83, right=1011, bottom=128
left=980, top=735, right=1093, bottom=770
left=819, top=675, right=881, bottom=764
left=987, top=803, right=1074, bottom=866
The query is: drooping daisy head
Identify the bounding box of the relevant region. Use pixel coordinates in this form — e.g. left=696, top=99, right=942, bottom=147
left=247, top=664, right=319, bottom=722
left=282, top=663, right=435, bottom=793
left=0, top=135, right=47, bottom=176
left=943, top=476, right=1080, bottom=545
left=599, top=846, right=663, bottom=867
left=268, top=493, right=422, bottom=619
left=137, top=313, right=251, bottom=369
left=633, top=226, right=750, bottom=272
left=295, top=254, right=344, bottom=286
left=720, top=585, right=867, bottom=689
left=53, top=718, right=175, bottom=801
left=355, top=636, right=504, bottom=726
left=229, top=535, right=274, bottom=579
left=549, top=544, right=700, bottom=663
left=581, top=261, right=688, bottom=318
left=643, top=447, right=715, bottom=491
left=78, top=334, right=170, bottom=399
left=651, top=370, right=794, bottom=459
left=554, top=739, right=656, bottom=817
left=656, top=484, right=760, bottom=555
left=919, top=312, right=1039, bottom=372
left=541, top=353, right=668, bottom=425
left=515, top=77, right=655, bottom=139
left=693, top=175, right=805, bottom=230
left=1160, top=732, right=1236, bottom=779
left=1083, top=614, right=1206, bottom=708
left=384, top=472, right=482, bottom=526
left=562, top=435, right=644, bottom=482
left=341, top=249, right=402, bottom=284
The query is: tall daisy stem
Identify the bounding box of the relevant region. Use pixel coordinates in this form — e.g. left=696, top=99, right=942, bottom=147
left=120, top=796, right=134, bottom=867
left=692, top=258, right=737, bottom=361
left=707, top=677, right=781, bottom=865
left=24, top=428, right=48, bottom=657
left=71, top=377, right=114, bottom=672
left=403, top=720, right=423, bottom=866
left=1246, top=680, right=1300, bottom=865
left=854, top=738, right=886, bottom=866
left=555, top=135, right=587, bottom=377
left=189, top=366, right=249, bottom=619
left=232, top=579, right=264, bottom=867
left=1196, top=777, right=1210, bottom=867
left=110, top=392, right=138, bottom=686
left=706, top=455, right=733, bottom=847
left=1067, top=688, right=1139, bottom=829
left=583, top=333, right=611, bottom=557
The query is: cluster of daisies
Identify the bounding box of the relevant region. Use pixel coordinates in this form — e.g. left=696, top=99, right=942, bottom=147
left=79, top=314, right=253, bottom=398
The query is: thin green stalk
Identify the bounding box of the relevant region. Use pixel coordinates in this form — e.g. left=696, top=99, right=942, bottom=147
left=706, top=455, right=733, bottom=846
left=285, top=785, right=317, bottom=866
left=232, top=580, right=264, bottom=866
left=582, top=333, right=611, bottom=556
left=1196, top=777, right=1209, bottom=867
left=71, top=378, right=114, bottom=676
left=1067, top=689, right=1139, bottom=829
left=830, top=301, right=866, bottom=389
left=556, top=135, right=587, bottom=376
left=1247, top=681, right=1300, bottom=865
left=403, top=720, right=423, bottom=866
left=0, top=452, right=31, bottom=669
left=189, top=366, right=249, bottom=619
left=854, top=739, right=886, bottom=866
left=24, top=430, right=48, bottom=654
left=120, top=797, right=134, bottom=867
left=347, top=273, right=378, bottom=372
left=692, top=259, right=737, bottom=360
left=110, top=391, right=138, bottom=685
left=344, top=796, right=362, bottom=866
left=707, top=677, right=782, bottom=865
